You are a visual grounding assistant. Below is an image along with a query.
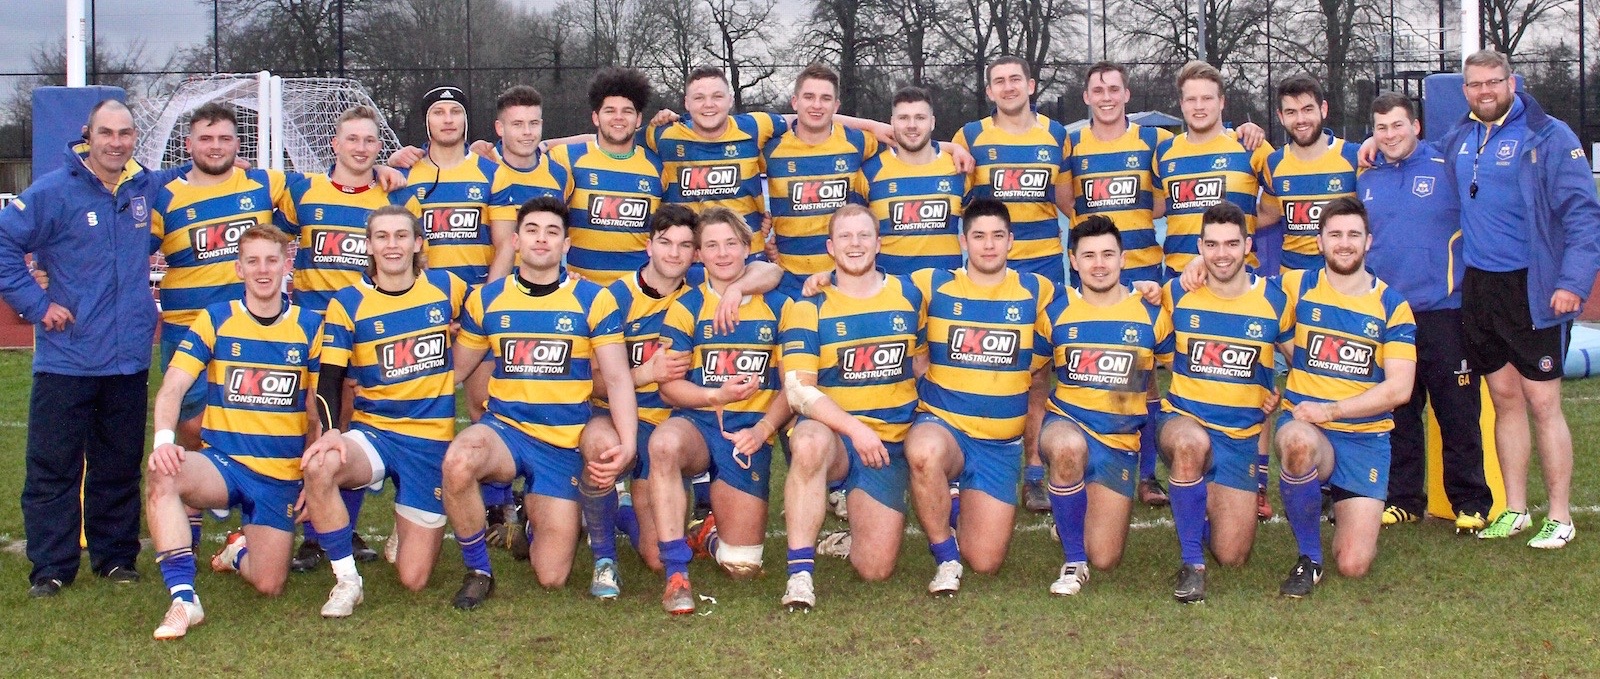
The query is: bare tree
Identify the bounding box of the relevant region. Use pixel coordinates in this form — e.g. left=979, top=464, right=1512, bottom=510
left=703, top=0, right=781, bottom=110
left=805, top=0, right=888, bottom=115
left=1113, top=0, right=1269, bottom=71
left=1482, top=0, right=1569, bottom=58
left=1273, top=0, right=1384, bottom=134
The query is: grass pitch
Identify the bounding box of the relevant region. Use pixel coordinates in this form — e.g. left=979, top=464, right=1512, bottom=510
left=1, top=350, right=1598, bottom=676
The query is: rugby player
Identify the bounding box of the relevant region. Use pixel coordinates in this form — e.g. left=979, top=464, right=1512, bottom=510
left=1160, top=202, right=1291, bottom=604
left=862, top=86, right=969, bottom=275
left=1258, top=75, right=1360, bottom=273
left=904, top=198, right=1054, bottom=595
left=1274, top=196, right=1416, bottom=596
left=145, top=224, right=324, bottom=639
left=649, top=207, right=792, bottom=615
left=439, top=196, right=636, bottom=610
left=1155, top=61, right=1279, bottom=519
left=296, top=206, right=468, bottom=616
left=777, top=204, right=926, bottom=611
left=1039, top=215, right=1173, bottom=596
left=280, top=104, right=400, bottom=571
left=578, top=205, right=780, bottom=599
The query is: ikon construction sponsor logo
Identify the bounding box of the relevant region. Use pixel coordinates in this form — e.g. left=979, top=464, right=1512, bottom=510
left=1186, top=339, right=1258, bottom=380
left=1080, top=175, right=1139, bottom=210
left=422, top=207, right=482, bottom=241
left=677, top=165, right=741, bottom=199
left=702, top=348, right=772, bottom=385
left=311, top=230, right=368, bottom=267
left=500, top=338, right=573, bottom=376
left=946, top=326, right=1020, bottom=368
left=836, top=341, right=909, bottom=383
left=378, top=331, right=448, bottom=380
left=225, top=367, right=300, bottom=407
left=1167, top=177, right=1225, bottom=211
left=888, top=199, right=951, bottom=233
left=1065, top=347, right=1138, bottom=389
left=628, top=338, right=662, bottom=369
left=1283, top=199, right=1329, bottom=235
left=587, top=195, right=651, bottom=229
left=989, top=168, right=1050, bottom=201
left=1305, top=332, right=1375, bottom=378
left=192, top=218, right=256, bottom=261
left=788, top=179, right=850, bottom=213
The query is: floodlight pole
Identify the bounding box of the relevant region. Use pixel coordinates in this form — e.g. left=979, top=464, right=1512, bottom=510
left=66, top=0, right=86, bottom=86
left=1461, top=0, right=1481, bottom=60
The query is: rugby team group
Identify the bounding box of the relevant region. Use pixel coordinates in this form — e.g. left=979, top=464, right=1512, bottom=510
left=4, top=46, right=1598, bottom=641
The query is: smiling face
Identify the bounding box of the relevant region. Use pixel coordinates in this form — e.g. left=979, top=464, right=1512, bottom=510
left=495, top=104, right=544, bottom=160
left=646, top=224, right=697, bottom=282
left=235, top=236, right=289, bottom=303
left=791, top=76, right=840, bottom=136
left=367, top=212, right=422, bottom=279
left=1083, top=69, right=1130, bottom=127
left=891, top=99, right=934, bottom=154
left=332, top=116, right=381, bottom=177
left=426, top=101, right=467, bottom=147
left=697, top=219, right=750, bottom=284
left=592, top=95, right=641, bottom=148
left=515, top=209, right=569, bottom=274
left=1070, top=232, right=1125, bottom=294
left=1318, top=213, right=1370, bottom=276
left=961, top=215, right=1013, bottom=277
left=986, top=62, right=1036, bottom=117
left=684, top=75, right=733, bottom=134
left=1370, top=107, right=1420, bottom=163
left=1277, top=92, right=1327, bottom=148
left=187, top=117, right=239, bottom=177
left=1463, top=62, right=1515, bottom=122
left=1199, top=220, right=1249, bottom=285
left=826, top=211, right=880, bottom=278
left=86, top=105, right=136, bottom=179
left=1179, top=77, right=1224, bottom=136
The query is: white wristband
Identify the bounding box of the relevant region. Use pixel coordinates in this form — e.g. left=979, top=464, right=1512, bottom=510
left=153, top=429, right=175, bottom=449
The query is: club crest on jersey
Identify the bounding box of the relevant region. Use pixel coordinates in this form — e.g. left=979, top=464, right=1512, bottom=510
left=501, top=337, right=572, bottom=375
left=638, top=179, right=653, bottom=192
left=1246, top=321, right=1264, bottom=339
left=239, top=195, right=255, bottom=211
left=1327, top=177, right=1343, bottom=192
left=131, top=196, right=148, bottom=223
left=1496, top=140, right=1518, bottom=162
left=892, top=315, right=908, bottom=333
left=1126, top=154, right=1141, bottom=169
left=467, top=186, right=483, bottom=201
left=724, top=144, right=738, bottom=158
left=1005, top=305, right=1022, bottom=323
left=1363, top=319, right=1381, bottom=338
left=421, top=207, right=482, bottom=241
left=889, top=199, right=951, bottom=233
left=1412, top=176, right=1435, bottom=198
left=1122, top=325, right=1141, bottom=344
left=312, top=230, right=368, bottom=267
left=937, top=179, right=952, bottom=193
left=379, top=331, right=448, bottom=380
left=192, top=218, right=254, bottom=261
left=428, top=305, right=446, bottom=325
left=702, top=348, right=771, bottom=384
left=1066, top=347, right=1137, bottom=389
left=1081, top=175, right=1139, bottom=210
left=285, top=347, right=302, bottom=365
left=990, top=168, right=1050, bottom=200
left=1306, top=332, right=1375, bottom=377
left=788, top=179, right=849, bottom=212
left=947, top=326, right=1020, bottom=367
left=1186, top=340, right=1257, bottom=379
left=556, top=315, right=575, bottom=333
left=587, top=195, right=650, bottom=228
left=838, top=341, right=908, bottom=382
left=1211, top=157, right=1229, bottom=170
left=1036, top=148, right=1051, bottom=163
left=1168, top=177, right=1224, bottom=211
left=834, top=158, right=849, bottom=173
left=678, top=165, right=740, bottom=198
left=758, top=325, right=773, bottom=342
left=225, top=367, right=300, bottom=407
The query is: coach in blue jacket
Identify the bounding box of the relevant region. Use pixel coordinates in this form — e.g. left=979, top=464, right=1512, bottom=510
left=1437, top=50, right=1600, bottom=547
left=0, top=100, right=169, bottom=596
left=1359, top=93, right=1493, bottom=530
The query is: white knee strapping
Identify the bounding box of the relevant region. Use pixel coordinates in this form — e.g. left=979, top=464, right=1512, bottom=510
left=715, top=541, right=764, bottom=568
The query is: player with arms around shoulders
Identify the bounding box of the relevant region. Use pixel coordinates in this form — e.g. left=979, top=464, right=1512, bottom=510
left=649, top=207, right=793, bottom=615
left=1159, top=202, right=1291, bottom=604
left=145, top=224, right=324, bottom=639
left=439, top=196, right=637, bottom=610
left=1039, top=215, right=1174, bottom=597
left=295, top=206, right=469, bottom=617
left=777, top=204, right=927, bottom=611
left=1273, top=197, right=1416, bottom=597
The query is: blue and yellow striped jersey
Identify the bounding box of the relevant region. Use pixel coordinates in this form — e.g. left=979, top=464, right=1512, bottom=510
left=600, top=271, right=696, bottom=426
left=660, top=284, right=789, bottom=433
left=493, top=145, right=571, bottom=207
left=862, top=146, right=971, bottom=274
left=1259, top=133, right=1360, bottom=271
left=169, top=300, right=323, bottom=481
left=151, top=168, right=296, bottom=342
left=779, top=274, right=926, bottom=442
left=1162, top=276, right=1292, bottom=439
left=321, top=269, right=468, bottom=444
left=643, top=112, right=786, bottom=257
left=1153, top=131, right=1274, bottom=274
left=457, top=272, right=623, bottom=448
left=1066, top=122, right=1172, bottom=279
left=281, top=174, right=402, bottom=312
left=547, top=142, right=665, bottom=285
left=763, top=124, right=879, bottom=276
left=912, top=267, right=1054, bottom=441
left=1281, top=269, right=1416, bottom=434
left=1044, top=288, right=1174, bottom=451
left=400, top=153, right=517, bottom=286
left=951, top=115, right=1072, bottom=279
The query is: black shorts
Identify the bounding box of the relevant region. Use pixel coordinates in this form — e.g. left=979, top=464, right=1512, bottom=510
left=1462, top=268, right=1569, bottom=381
